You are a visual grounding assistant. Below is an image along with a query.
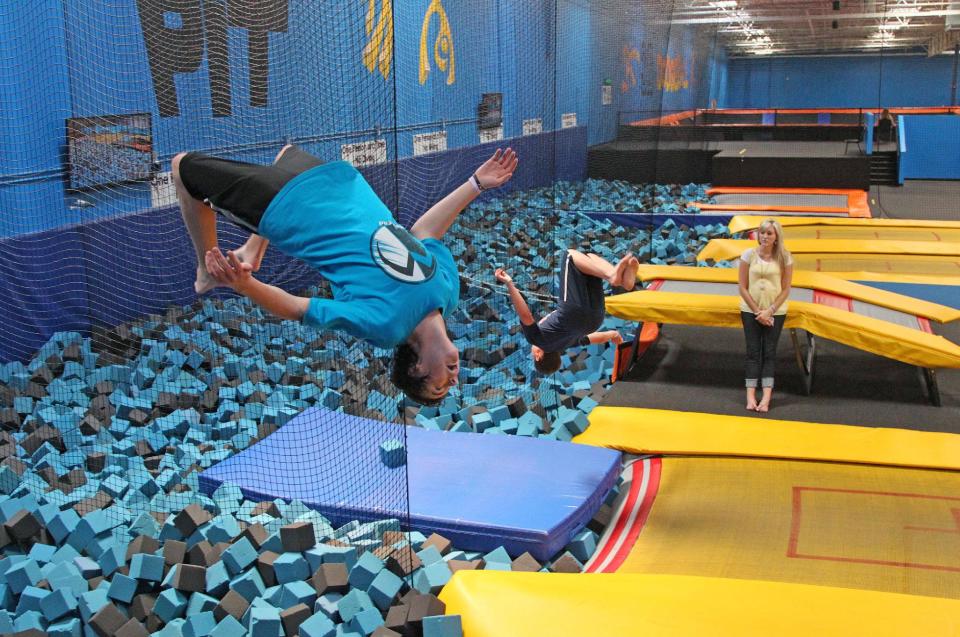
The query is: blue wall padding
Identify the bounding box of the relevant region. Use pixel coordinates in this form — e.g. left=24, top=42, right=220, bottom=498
left=0, top=229, right=90, bottom=363
left=198, top=408, right=621, bottom=561
left=726, top=55, right=959, bottom=108
left=585, top=213, right=734, bottom=229
left=854, top=281, right=960, bottom=310
left=899, top=115, right=960, bottom=180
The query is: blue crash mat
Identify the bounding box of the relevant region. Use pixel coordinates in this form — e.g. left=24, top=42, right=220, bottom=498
left=199, top=408, right=620, bottom=561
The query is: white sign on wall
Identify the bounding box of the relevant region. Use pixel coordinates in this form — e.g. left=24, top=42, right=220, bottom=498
left=341, top=139, right=387, bottom=167
left=522, top=118, right=543, bottom=136
left=479, top=126, right=504, bottom=144
left=602, top=84, right=613, bottom=105
left=561, top=112, right=578, bottom=128
left=412, top=131, right=448, bottom=156
left=150, top=171, right=177, bottom=208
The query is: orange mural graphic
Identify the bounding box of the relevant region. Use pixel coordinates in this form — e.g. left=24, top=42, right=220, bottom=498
left=657, top=54, right=689, bottom=92
left=621, top=46, right=641, bottom=93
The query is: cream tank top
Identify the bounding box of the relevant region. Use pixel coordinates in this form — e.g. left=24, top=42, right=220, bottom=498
left=739, top=248, right=791, bottom=315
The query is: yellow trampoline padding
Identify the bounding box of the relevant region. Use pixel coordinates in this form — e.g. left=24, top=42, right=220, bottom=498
left=634, top=264, right=960, bottom=323
left=728, top=214, right=960, bottom=235
left=575, top=406, right=960, bottom=471
left=699, top=238, right=960, bottom=262
left=605, top=290, right=960, bottom=368
left=613, top=457, right=960, bottom=598
left=439, top=571, right=960, bottom=637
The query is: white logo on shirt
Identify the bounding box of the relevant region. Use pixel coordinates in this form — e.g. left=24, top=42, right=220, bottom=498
left=370, top=223, right=437, bottom=283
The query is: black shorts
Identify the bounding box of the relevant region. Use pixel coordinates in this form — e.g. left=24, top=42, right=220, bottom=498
left=178, top=145, right=324, bottom=232
left=558, top=252, right=604, bottom=310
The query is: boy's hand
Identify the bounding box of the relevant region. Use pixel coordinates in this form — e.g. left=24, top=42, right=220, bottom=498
left=494, top=268, right=513, bottom=285
left=205, top=247, right=254, bottom=292
left=475, top=148, right=519, bottom=189
left=609, top=331, right=624, bottom=345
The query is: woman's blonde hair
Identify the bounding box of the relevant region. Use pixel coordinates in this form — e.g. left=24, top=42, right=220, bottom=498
left=758, top=218, right=790, bottom=270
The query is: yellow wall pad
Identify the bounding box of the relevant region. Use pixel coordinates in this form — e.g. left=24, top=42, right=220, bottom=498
left=698, top=239, right=960, bottom=262
left=605, top=290, right=960, bottom=368
left=603, top=457, right=960, bottom=598
left=439, top=571, right=960, bottom=636
left=634, top=264, right=960, bottom=323
left=728, top=215, right=960, bottom=235
left=575, top=406, right=960, bottom=471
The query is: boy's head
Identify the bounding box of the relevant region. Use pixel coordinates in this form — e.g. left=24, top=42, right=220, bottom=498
left=391, top=337, right=460, bottom=406
left=531, top=345, right=562, bottom=375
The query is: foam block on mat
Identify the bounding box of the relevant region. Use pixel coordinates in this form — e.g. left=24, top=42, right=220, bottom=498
left=199, top=409, right=620, bottom=561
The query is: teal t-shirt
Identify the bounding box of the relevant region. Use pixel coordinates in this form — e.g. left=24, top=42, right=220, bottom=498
left=258, top=161, right=459, bottom=348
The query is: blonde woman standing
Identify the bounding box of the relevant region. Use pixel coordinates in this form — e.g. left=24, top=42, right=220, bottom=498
left=737, top=219, right=793, bottom=413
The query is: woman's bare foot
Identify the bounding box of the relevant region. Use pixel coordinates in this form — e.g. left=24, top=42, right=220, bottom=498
left=756, top=388, right=772, bottom=413
left=746, top=388, right=758, bottom=411
left=194, top=267, right=220, bottom=295
left=746, top=399, right=758, bottom=411
left=233, top=237, right=268, bottom=272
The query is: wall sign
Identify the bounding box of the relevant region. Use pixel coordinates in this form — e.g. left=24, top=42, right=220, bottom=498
left=137, top=0, right=289, bottom=118
left=561, top=113, right=577, bottom=129
left=150, top=171, right=178, bottom=208
left=479, top=126, right=504, bottom=144
left=341, top=139, right=387, bottom=167
left=413, top=131, right=448, bottom=156
left=522, top=118, right=543, bottom=136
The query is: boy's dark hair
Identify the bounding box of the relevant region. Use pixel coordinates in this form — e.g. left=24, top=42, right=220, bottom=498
left=535, top=351, right=562, bottom=375
left=391, top=342, right=443, bottom=406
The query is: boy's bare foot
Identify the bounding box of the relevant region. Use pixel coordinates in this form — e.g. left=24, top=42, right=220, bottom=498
left=621, top=256, right=640, bottom=291
left=194, top=267, right=219, bottom=295
left=233, top=240, right=267, bottom=272
left=609, top=254, right=632, bottom=287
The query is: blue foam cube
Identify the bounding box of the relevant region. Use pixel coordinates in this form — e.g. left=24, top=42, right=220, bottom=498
left=274, top=552, right=310, bottom=584
left=154, top=588, right=189, bottom=622
left=423, top=614, right=464, bottom=637
left=348, top=551, right=384, bottom=590
left=347, top=607, right=384, bottom=635
left=107, top=572, right=138, bottom=603
left=367, top=568, right=403, bottom=611
left=39, top=588, right=78, bottom=622
left=299, top=612, right=336, bottom=637
left=337, top=589, right=374, bottom=623
left=379, top=439, right=406, bottom=468
left=221, top=537, right=257, bottom=576
left=129, top=553, right=164, bottom=582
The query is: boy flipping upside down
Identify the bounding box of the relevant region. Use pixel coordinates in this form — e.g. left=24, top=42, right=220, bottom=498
left=495, top=249, right=639, bottom=374
left=172, top=144, right=518, bottom=404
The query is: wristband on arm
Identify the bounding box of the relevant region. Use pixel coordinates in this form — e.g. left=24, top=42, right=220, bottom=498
left=469, top=173, right=486, bottom=193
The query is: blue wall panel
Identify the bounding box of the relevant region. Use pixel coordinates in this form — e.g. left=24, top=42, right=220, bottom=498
left=899, top=115, right=960, bottom=180
left=0, top=229, right=89, bottom=363
left=727, top=55, right=958, bottom=108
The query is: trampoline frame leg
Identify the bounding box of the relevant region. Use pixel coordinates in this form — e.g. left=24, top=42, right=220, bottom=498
left=917, top=367, right=942, bottom=407
left=791, top=329, right=816, bottom=395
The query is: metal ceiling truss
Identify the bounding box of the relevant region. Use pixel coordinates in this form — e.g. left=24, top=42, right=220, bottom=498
left=669, top=0, right=960, bottom=56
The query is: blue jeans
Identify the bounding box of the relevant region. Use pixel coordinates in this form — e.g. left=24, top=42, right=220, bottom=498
left=741, top=312, right=786, bottom=388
